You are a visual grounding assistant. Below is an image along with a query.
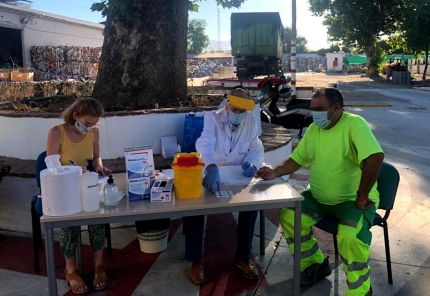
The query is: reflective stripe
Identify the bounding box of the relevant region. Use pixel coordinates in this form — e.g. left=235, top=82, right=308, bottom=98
left=302, top=209, right=321, bottom=220
left=340, top=255, right=369, bottom=272
left=339, top=219, right=358, bottom=228
left=300, top=242, right=320, bottom=259
left=347, top=270, right=370, bottom=289
left=286, top=231, right=313, bottom=245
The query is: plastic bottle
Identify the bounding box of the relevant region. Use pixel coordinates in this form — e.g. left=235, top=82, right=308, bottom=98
left=81, top=171, right=99, bottom=212
left=104, top=175, right=119, bottom=208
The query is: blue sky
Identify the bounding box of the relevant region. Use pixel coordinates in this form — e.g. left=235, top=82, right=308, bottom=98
left=32, top=0, right=330, bottom=51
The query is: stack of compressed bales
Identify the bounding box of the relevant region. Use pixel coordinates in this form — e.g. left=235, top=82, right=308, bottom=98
left=30, top=46, right=102, bottom=81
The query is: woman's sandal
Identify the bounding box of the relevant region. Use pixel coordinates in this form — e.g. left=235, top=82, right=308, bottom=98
left=64, top=269, right=89, bottom=295
left=93, top=265, right=109, bottom=291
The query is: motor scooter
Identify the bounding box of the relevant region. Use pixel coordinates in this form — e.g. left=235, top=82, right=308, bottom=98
left=257, top=76, right=313, bottom=138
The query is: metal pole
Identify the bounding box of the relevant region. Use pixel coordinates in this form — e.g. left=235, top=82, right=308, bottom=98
left=291, top=0, right=297, bottom=100
left=44, top=225, right=58, bottom=296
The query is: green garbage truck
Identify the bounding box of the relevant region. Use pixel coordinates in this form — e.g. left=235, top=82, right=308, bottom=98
left=231, top=12, right=284, bottom=79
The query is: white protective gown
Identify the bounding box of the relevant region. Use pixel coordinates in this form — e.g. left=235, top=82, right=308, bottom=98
left=196, top=108, right=264, bottom=168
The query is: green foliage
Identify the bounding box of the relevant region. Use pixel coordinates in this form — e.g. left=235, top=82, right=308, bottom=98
left=283, top=27, right=309, bottom=53
left=309, top=0, right=403, bottom=74
left=187, top=19, right=210, bottom=53
left=309, top=0, right=403, bottom=49
left=395, top=0, right=430, bottom=79
left=90, top=0, right=136, bottom=23
left=398, top=1, right=430, bottom=54
left=92, top=0, right=247, bottom=21
left=372, top=43, right=386, bottom=74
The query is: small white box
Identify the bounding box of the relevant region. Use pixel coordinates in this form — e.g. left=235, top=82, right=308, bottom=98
left=150, top=179, right=174, bottom=202
left=161, top=136, right=180, bottom=159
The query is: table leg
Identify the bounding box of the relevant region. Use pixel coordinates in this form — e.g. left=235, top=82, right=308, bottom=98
left=77, top=229, right=82, bottom=274
left=44, top=224, right=58, bottom=296
left=259, top=210, right=265, bottom=254
left=293, top=201, right=302, bottom=296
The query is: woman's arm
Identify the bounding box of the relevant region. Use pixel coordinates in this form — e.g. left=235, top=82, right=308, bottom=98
left=92, top=127, right=112, bottom=176
left=46, top=126, right=61, bottom=156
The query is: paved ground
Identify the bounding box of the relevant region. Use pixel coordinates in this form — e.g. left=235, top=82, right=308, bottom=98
left=1, top=75, right=429, bottom=295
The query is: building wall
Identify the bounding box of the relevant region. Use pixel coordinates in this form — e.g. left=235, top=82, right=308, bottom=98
left=326, top=53, right=344, bottom=72
left=0, top=10, right=103, bottom=66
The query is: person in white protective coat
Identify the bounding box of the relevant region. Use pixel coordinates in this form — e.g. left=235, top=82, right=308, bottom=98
left=183, top=88, right=264, bottom=286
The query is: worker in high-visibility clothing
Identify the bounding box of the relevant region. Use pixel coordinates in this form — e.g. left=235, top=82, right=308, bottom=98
left=257, top=88, right=384, bottom=296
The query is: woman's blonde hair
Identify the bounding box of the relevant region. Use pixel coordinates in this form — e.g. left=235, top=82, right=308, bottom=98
left=62, top=97, right=104, bottom=125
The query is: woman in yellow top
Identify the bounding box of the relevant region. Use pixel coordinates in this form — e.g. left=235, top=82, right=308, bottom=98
left=46, top=97, right=111, bottom=294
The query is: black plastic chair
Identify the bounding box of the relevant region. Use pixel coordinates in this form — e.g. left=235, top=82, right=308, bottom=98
left=31, top=151, right=113, bottom=273
left=314, top=162, right=400, bottom=284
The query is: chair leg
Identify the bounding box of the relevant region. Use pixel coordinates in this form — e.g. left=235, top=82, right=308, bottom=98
left=31, top=200, right=42, bottom=273
left=105, top=224, right=113, bottom=258
left=259, top=210, right=265, bottom=255
left=333, top=234, right=339, bottom=255
left=383, top=222, right=393, bottom=284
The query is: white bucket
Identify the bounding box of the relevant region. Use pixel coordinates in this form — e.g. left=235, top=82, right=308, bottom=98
left=137, top=229, right=169, bottom=253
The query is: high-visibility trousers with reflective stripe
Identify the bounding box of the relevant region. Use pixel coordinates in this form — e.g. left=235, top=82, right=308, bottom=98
left=278, top=189, right=376, bottom=296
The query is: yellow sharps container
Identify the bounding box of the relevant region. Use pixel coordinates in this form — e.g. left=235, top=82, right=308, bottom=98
left=171, top=152, right=204, bottom=199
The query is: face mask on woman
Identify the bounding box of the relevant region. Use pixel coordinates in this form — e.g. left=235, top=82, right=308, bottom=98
left=75, top=120, right=92, bottom=135
left=228, top=111, right=246, bottom=126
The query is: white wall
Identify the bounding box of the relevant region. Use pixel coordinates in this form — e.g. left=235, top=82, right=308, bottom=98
left=326, top=53, right=344, bottom=72
left=0, top=112, right=190, bottom=160
left=0, top=9, right=103, bottom=66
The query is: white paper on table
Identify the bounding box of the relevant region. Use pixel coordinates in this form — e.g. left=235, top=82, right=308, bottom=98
left=218, top=165, right=281, bottom=186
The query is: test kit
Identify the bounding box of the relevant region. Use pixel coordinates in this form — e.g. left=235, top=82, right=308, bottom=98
left=150, top=179, right=174, bottom=202
left=124, top=146, right=155, bottom=201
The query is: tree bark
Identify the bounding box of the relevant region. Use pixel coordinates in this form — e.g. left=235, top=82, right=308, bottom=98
left=365, top=38, right=377, bottom=77
left=92, top=0, right=189, bottom=110
left=423, top=47, right=429, bottom=81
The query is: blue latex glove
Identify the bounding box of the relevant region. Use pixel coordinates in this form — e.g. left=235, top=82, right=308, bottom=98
left=242, top=162, right=257, bottom=177
left=203, top=166, right=221, bottom=193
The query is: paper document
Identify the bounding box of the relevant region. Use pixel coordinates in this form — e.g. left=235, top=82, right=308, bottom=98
left=98, top=175, right=109, bottom=183
left=218, top=165, right=281, bottom=186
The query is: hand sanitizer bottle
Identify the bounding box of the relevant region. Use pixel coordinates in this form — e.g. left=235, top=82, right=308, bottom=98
left=104, top=175, right=119, bottom=208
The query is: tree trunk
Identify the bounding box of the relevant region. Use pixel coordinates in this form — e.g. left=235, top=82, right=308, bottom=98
left=423, top=47, right=429, bottom=81
left=92, top=0, right=189, bottom=110
left=365, top=38, right=377, bottom=77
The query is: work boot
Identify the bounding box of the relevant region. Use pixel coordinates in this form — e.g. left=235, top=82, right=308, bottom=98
left=189, top=261, right=205, bottom=286
left=300, top=257, right=331, bottom=286
left=234, top=258, right=259, bottom=280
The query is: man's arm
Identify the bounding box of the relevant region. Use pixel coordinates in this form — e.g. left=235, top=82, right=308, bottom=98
left=257, top=157, right=302, bottom=180
left=358, top=152, right=384, bottom=197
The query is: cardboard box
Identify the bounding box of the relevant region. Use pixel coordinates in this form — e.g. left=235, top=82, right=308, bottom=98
left=11, top=72, right=34, bottom=82
left=124, top=146, right=155, bottom=201
left=0, top=72, right=9, bottom=81
left=150, top=179, right=174, bottom=202
left=161, top=136, right=181, bottom=159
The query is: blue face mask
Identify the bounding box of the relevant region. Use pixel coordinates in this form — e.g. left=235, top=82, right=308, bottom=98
left=312, top=106, right=335, bottom=129
left=228, top=111, right=246, bottom=126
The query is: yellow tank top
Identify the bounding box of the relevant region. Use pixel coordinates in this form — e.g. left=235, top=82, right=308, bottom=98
left=58, top=124, right=94, bottom=167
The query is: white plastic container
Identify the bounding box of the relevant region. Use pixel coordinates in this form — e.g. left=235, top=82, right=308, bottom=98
left=137, top=229, right=169, bottom=253
left=81, top=171, right=100, bottom=212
